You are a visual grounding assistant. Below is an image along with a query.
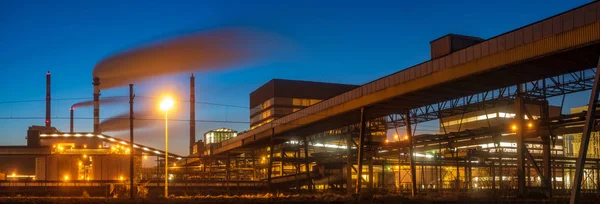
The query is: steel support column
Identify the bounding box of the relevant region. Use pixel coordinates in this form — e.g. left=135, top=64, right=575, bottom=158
left=368, top=127, right=374, bottom=191
left=492, top=162, right=496, bottom=198
left=570, top=59, right=600, bottom=204
left=542, top=101, right=552, bottom=198
left=515, top=94, right=527, bottom=197
left=303, top=136, right=312, bottom=191
left=406, top=111, right=417, bottom=196
left=346, top=131, right=354, bottom=195
left=226, top=152, right=231, bottom=181
left=268, top=128, right=275, bottom=191
left=356, top=107, right=366, bottom=193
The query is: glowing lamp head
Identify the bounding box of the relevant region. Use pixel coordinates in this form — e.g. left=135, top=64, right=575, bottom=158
left=511, top=124, right=518, bottom=131
left=160, top=97, right=174, bottom=111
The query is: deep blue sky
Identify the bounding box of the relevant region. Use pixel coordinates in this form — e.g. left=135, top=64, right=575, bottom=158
left=0, top=0, right=593, bottom=155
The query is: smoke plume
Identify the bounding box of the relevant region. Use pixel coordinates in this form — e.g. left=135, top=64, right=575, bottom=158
left=93, top=27, right=286, bottom=90
left=100, top=111, right=155, bottom=132
left=71, top=97, right=128, bottom=109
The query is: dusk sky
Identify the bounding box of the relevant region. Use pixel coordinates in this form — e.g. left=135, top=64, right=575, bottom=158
left=0, top=0, right=593, bottom=156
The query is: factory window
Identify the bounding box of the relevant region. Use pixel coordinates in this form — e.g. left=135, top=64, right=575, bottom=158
left=292, top=98, right=321, bottom=106
left=250, top=98, right=275, bottom=116
left=251, top=108, right=274, bottom=124
left=251, top=118, right=274, bottom=130
left=204, top=128, right=238, bottom=144
left=441, top=112, right=539, bottom=127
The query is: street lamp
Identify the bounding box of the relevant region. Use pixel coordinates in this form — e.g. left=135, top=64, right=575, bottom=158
left=160, top=97, right=174, bottom=198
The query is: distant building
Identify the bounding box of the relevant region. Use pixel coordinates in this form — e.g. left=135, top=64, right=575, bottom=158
left=191, top=140, right=206, bottom=156
left=204, top=128, right=238, bottom=144
left=440, top=105, right=561, bottom=133
left=437, top=104, right=564, bottom=157
left=249, top=79, right=359, bottom=129
left=565, top=106, right=600, bottom=158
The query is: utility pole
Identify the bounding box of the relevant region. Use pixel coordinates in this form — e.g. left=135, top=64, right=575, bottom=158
left=129, top=84, right=135, bottom=199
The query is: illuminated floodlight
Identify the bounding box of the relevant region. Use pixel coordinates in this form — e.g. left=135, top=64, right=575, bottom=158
left=75, top=134, right=82, bottom=137
left=85, top=133, right=94, bottom=137
left=108, top=138, right=115, bottom=141
left=97, top=135, right=105, bottom=138
left=160, top=97, right=174, bottom=111
left=143, top=147, right=150, bottom=151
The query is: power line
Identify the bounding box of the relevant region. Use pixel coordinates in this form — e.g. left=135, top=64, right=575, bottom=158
left=0, top=96, right=249, bottom=109
left=0, top=116, right=251, bottom=124
left=136, top=96, right=248, bottom=109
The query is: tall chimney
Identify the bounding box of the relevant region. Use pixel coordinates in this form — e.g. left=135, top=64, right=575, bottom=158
left=190, top=74, right=196, bottom=155
left=70, top=107, right=74, bottom=133
left=93, top=77, right=101, bottom=133
left=45, top=71, right=51, bottom=127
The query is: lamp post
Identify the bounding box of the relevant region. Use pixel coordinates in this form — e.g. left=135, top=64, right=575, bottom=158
left=160, top=97, right=174, bottom=198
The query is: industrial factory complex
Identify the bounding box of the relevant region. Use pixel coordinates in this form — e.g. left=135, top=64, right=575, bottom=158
left=1, top=1, right=600, bottom=202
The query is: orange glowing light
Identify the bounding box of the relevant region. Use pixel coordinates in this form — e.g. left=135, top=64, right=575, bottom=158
left=528, top=123, right=533, bottom=128
left=160, top=97, right=174, bottom=111
left=511, top=125, right=517, bottom=131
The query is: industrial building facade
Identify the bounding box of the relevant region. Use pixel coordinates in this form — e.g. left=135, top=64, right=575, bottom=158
left=249, top=79, right=358, bottom=129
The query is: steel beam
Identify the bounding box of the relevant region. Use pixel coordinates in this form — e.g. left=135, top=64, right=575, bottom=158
left=570, top=58, right=600, bottom=204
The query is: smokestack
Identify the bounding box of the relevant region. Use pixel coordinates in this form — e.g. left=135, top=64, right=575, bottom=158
left=70, top=107, right=74, bottom=133
left=190, top=74, right=196, bottom=155
left=46, top=71, right=51, bottom=127
left=93, top=77, right=101, bottom=133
